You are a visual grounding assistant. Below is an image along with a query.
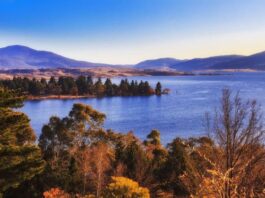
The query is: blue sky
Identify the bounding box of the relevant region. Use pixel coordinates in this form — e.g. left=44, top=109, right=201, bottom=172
left=1, top=0, right=265, bottom=64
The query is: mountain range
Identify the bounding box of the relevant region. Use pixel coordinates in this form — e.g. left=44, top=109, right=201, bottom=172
left=135, top=53, right=265, bottom=71
left=1, top=45, right=265, bottom=71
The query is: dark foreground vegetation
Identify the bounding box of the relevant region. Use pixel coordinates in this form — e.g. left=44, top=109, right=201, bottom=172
left=0, top=76, right=164, bottom=98
left=0, top=87, right=264, bottom=198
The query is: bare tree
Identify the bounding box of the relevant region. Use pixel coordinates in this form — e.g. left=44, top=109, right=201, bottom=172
left=208, top=89, right=265, bottom=197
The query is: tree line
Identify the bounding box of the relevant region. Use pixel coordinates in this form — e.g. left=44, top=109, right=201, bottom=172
left=0, top=88, right=264, bottom=197
left=0, top=76, right=163, bottom=97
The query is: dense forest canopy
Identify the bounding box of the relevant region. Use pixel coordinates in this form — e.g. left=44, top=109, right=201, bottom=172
left=0, top=76, right=164, bottom=97
left=0, top=87, right=264, bottom=197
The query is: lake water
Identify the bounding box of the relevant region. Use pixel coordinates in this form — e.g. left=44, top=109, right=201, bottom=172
left=22, top=72, right=265, bottom=143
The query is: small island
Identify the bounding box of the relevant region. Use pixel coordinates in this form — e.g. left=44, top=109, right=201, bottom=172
left=0, top=76, right=167, bottom=100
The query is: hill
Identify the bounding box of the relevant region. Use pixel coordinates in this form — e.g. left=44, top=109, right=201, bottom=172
left=134, top=58, right=182, bottom=69
left=210, top=51, right=265, bottom=70
left=171, top=55, right=244, bottom=71
left=135, top=52, right=265, bottom=71
left=2, top=45, right=265, bottom=71
left=0, top=45, right=113, bottom=69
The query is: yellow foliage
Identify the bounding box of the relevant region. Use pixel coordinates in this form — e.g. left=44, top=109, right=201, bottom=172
left=105, top=176, right=150, bottom=198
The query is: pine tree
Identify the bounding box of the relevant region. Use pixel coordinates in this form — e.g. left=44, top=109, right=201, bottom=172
left=76, top=76, right=87, bottom=95
left=86, top=76, right=94, bottom=95
left=104, top=78, right=114, bottom=96
left=95, top=78, right=105, bottom=96
left=0, top=88, right=45, bottom=196
left=155, top=82, right=162, bottom=95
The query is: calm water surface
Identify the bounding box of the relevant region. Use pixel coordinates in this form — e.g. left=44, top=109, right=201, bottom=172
left=22, top=73, right=265, bottom=143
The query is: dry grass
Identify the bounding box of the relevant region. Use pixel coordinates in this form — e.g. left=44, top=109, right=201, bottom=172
left=0, top=67, right=186, bottom=80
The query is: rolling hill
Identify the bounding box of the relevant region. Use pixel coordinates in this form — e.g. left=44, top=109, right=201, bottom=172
left=0, top=45, right=114, bottom=69
left=171, top=55, right=244, bottom=71
left=2, top=45, right=265, bottom=71
left=134, top=58, right=183, bottom=69
left=135, top=52, right=265, bottom=71
left=210, top=51, right=265, bottom=70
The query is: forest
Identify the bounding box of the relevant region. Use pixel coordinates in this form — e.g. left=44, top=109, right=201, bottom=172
left=0, top=87, right=264, bottom=198
left=0, top=76, right=163, bottom=98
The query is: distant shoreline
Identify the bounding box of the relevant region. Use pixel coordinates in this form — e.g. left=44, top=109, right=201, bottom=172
left=27, top=95, right=96, bottom=101
left=0, top=68, right=262, bottom=81
left=0, top=68, right=190, bottom=80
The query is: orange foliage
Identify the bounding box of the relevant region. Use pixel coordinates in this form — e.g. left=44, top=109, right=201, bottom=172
left=43, top=188, right=71, bottom=198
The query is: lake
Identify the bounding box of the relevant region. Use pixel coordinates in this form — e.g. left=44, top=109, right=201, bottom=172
left=22, top=72, right=265, bottom=143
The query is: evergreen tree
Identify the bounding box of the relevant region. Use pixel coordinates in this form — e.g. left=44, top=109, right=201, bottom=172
left=76, top=76, right=87, bottom=95
left=29, top=78, right=44, bottom=95
left=0, top=88, right=45, bottom=197
left=86, top=76, right=94, bottom=95
left=0, top=76, right=161, bottom=97
left=159, top=138, right=197, bottom=196
left=94, top=78, right=105, bottom=96
left=155, top=82, right=162, bottom=95
left=48, top=76, right=56, bottom=85
left=104, top=78, right=114, bottom=96
left=48, top=77, right=61, bottom=95
left=119, top=79, right=130, bottom=95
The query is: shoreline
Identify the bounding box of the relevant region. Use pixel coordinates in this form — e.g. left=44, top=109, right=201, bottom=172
left=0, top=68, right=190, bottom=80
left=27, top=95, right=96, bottom=100
left=26, top=93, right=165, bottom=101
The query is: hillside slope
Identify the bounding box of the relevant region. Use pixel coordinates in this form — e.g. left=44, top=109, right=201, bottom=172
left=171, top=55, right=244, bottom=71
left=0, top=45, right=112, bottom=69
left=134, top=58, right=182, bottom=69
left=210, top=51, right=265, bottom=70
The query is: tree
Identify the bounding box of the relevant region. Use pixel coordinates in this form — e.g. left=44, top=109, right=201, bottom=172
left=144, top=81, right=154, bottom=95
left=158, top=138, right=197, bottom=196
left=144, top=129, right=161, bottom=146
left=105, top=177, right=150, bottom=198
left=29, top=78, right=44, bottom=95
left=86, top=76, right=94, bottom=95
left=207, top=89, right=265, bottom=197
left=0, top=88, right=45, bottom=196
left=58, top=77, right=76, bottom=95
left=114, top=133, right=150, bottom=183
left=104, top=78, right=114, bottom=96
left=184, top=89, right=265, bottom=197
left=143, top=130, right=168, bottom=196
left=119, top=79, right=130, bottom=96
left=48, top=77, right=61, bottom=95
left=94, top=78, right=105, bottom=96
left=76, top=76, right=88, bottom=95
left=0, top=77, right=160, bottom=98
left=88, top=142, right=114, bottom=197
left=155, top=82, right=162, bottom=95
left=38, top=103, right=107, bottom=195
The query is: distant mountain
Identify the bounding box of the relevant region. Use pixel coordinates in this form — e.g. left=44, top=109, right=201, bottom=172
left=171, top=55, right=244, bottom=71
left=210, top=51, right=265, bottom=70
left=136, top=52, right=265, bottom=71
left=134, top=58, right=183, bottom=69
left=2, top=45, right=265, bottom=71
left=0, top=45, right=114, bottom=69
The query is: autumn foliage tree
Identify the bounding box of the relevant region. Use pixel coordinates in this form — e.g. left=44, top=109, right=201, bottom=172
left=3, top=88, right=264, bottom=198
left=181, top=89, right=265, bottom=198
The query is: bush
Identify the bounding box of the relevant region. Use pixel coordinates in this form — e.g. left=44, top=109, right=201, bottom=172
left=105, top=177, right=150, bottom=198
